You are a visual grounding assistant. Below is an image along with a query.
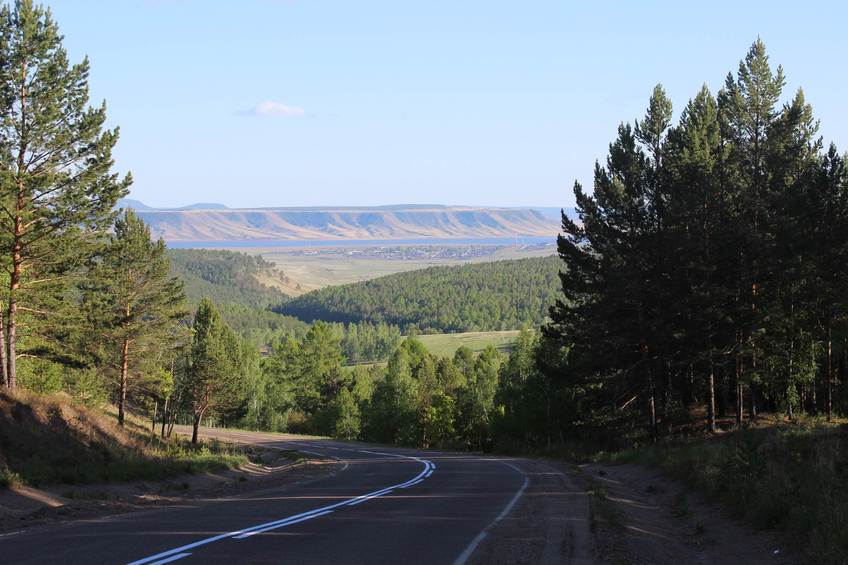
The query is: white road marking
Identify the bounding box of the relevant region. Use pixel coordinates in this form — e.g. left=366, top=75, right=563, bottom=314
left=452, top=461, right=530, bottom=565
left=233, top=510, right=333, bottom=539
left=347, top=489, right=394, bottom=506
left=147, top=553, right=192, bottom=565
left=126, top=442, right=434, bottom=565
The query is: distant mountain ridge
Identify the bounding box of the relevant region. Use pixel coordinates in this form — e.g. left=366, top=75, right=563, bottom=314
left=118, top=200, right=562, bottom=242
left=117, top=198, right=229, bottom=211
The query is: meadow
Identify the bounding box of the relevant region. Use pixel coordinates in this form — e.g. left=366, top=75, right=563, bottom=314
left=415, top=330, right=520, bottom=357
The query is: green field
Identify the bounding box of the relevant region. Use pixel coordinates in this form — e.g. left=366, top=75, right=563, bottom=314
left=414, top=330, right=520, bottom=357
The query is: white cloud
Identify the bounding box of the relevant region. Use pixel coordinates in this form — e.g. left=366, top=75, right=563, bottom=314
left=246, top=101, right=306, bottom=117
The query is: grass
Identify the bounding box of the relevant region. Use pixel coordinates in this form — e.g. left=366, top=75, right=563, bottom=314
left=0, top=391, right=247, bottom=488
left=415, top=330, right=520, bottom=357
left=599, top=419, right=848, bottom=563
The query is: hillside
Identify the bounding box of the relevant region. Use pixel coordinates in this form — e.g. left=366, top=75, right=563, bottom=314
left=168, top=249, right=289, bottom=307
left=0, top=391, right=245, bottom=487
left=167, top=249, right=307, bottom=341
left=126, top=204, right=558, bottom=242
left=272, top=256, right=562, bottom=332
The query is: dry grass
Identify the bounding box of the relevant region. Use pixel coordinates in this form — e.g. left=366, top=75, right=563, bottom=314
left=238, top=246, right=555, bottom=295
left=603, top=418, right=848, bottom=563
left=0, top=391, right=246, bottom=488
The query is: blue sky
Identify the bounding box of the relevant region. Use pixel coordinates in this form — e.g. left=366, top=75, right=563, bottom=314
left=46, top=0, right=848, bottom=208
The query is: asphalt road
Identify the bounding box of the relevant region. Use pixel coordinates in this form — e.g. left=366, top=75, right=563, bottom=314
left=0, top=428, right=548, bottom=565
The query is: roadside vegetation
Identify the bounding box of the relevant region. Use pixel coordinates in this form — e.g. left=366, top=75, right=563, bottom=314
left=0, top=391, right=246, bottom=488
left=601, top=420, right=848, bottom=562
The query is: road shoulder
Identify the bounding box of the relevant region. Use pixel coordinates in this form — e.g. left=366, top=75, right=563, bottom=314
left=467, top=458, right=593, bottom=564
left=0, top=439, right=341, bottom=534
left=575, top=461, right=799, bottom=564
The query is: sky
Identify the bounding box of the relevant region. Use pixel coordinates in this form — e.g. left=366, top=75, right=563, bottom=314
left=44, top=0, right=848, bottom=209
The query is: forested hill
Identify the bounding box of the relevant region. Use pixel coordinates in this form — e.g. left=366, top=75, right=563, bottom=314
left=168, top=249, right=288, bottom=307
left=168, top=249, right=306, bottom=342
left=272, top=256, right=561, bottom=332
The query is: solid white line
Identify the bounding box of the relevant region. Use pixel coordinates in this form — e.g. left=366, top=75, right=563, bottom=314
left=452, top=462, right=529, bottom=565
left=126, top=443, right=434, bottom=565
left=147, top=553, right=192, bottom=565
left=453, top=531, right=488, bottom=565
left=126, top=533, right=237, bottom=565
left=233, top=510, right=333, bottom=539
left=347, top=489, right=394, bottom=506
left=492, top=476, right=529, bottom=523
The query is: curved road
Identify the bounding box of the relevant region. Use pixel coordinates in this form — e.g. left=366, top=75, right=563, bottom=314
left=0, top=428, right=591, bottom=564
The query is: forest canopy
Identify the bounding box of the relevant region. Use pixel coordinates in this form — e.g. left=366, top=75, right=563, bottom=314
left=272, top=256, right=561, bottom=333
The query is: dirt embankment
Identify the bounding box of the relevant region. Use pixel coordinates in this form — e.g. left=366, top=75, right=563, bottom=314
left=0, top=393, right=339, bottom=533
left=576, top=462, right=798, bottom=564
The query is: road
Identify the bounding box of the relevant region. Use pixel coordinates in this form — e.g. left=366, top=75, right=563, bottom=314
left=0, top=428, right=592, bottom=564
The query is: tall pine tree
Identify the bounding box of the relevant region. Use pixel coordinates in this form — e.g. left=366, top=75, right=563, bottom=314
left=179, top=298, right=246, bottom=443
left=0, top=1, right=129, bottom=389
left=81, top=210, right=186, bottom=426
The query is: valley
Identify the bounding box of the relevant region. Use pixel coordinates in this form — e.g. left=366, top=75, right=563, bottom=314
left=237, top=242, right=555, bottom=295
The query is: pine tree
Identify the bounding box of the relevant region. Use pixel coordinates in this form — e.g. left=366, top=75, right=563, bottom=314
left=297, top=321, right=346, bottom=415
left=664, top=85, right=729, bottom=431
left=81, top=210, right=186, bottom=426
left=798, top=145, right=848, bottom=420
left=179, top=298, right=246, bottom=443
left=0, top=1, right=130, bottom=389
left=547, top=99, right=669, bottom=438
left=331, top=387, right=360, bottom=440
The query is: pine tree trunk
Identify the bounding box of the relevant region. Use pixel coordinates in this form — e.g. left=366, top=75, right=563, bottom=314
left=750, top=385, right=757, bottom=421
left=167, top=412, right=176, bottom=438
left=649, top=389, right=658, bottom=443
left=8, top=60, right=27, bottom=392
left=827, top=322, right=833, bottom=422
left=811, top=380, right=817, bottom=415
left=161, top=396, right=169, bottom=438
left=736, top=383, right=743, bottom=427
left=192, top=401, right=207, bottom=444
left=0, top=303, right=7, bottom=389
left=735, top=333, right=743, bottom=428
left=707, top=357, right=717, bottom=433
left=192, top=412, right=201, bottom=444
left=546, top=379, right=551, bottom=449
left=7, top=261, right=19, bottom=390
left=118, top=337, right=130, bottom=426
left=788, top=335, right=795, bottom=420
left=7, top=231, right=22, bottom=390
